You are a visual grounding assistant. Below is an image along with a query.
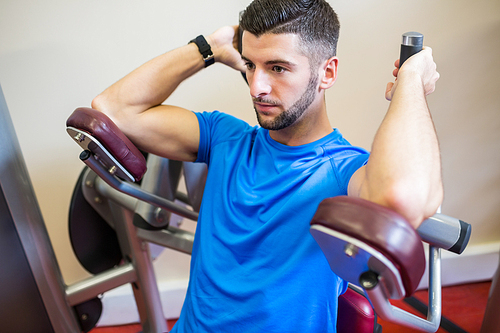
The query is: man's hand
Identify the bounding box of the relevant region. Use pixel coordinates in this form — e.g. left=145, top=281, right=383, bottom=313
left=385, top=47, right=440, bottom=101
left=207, top=26, right=247, bottom=73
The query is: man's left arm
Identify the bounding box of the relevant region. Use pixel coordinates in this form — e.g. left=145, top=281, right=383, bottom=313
left=348, top=47, right=443, bottom=229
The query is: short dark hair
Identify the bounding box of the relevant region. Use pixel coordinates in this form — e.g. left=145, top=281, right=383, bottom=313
left=239, top=0, right=340, bottom=67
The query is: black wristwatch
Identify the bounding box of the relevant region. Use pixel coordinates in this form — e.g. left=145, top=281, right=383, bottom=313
left=189, top=35, right=215, bottom=67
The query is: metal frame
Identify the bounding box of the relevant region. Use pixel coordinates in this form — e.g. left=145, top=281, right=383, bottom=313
left=1, top=84, right=81, bottom=332
left=364, top=246, right=442, bottom=332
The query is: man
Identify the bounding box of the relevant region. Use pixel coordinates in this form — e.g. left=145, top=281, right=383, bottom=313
left=92, top=0, right=443, bottom=331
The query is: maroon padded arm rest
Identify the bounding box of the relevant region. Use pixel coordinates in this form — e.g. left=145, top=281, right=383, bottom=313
left=66, top=107, right=147, bottom=182
left=311, top=196, right=425, bottom=297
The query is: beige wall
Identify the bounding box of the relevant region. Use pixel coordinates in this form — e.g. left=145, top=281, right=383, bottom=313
left=0, top=0, right=499, bottom=286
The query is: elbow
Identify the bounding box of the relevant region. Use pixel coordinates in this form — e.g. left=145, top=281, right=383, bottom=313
left=368, top=181, right=443, bottom=229
left=91, top=93, right=107, bottom=113
left=91, top=92, right=121, bottom=124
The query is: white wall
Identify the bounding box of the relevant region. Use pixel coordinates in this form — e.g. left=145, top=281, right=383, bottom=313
left=1, top=0, right=499, bottom=321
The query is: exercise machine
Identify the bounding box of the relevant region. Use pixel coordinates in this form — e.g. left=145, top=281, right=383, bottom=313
left=65, top=105, right=475, bottom=332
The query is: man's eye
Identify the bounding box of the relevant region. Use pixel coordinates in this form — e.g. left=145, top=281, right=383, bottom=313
left=245, top=62, right=255, bottom=70
left=273, top=66, right=286, bottom=73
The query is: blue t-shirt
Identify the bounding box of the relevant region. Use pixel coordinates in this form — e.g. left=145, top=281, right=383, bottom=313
left=171, top=111, right=369, bottom=333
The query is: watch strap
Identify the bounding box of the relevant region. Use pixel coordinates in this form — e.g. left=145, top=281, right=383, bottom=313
left=189, top=35, right=215, bottom=67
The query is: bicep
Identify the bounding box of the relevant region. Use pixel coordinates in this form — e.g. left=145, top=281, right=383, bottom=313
left=119, top=104, right=200, bottom=162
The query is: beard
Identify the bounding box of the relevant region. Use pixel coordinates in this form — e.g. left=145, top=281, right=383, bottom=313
left=254, top=73, right=319, bottom=131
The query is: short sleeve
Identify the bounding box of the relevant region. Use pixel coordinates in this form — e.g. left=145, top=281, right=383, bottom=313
left=330, top=149, right=369, bottom=194
left=194, top=111, right=254, bottom=164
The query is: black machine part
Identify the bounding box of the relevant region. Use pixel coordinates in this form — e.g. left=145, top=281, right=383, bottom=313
left=68, top=166, right=122, bottom=275
left=73, top=297, right=103, bottom=333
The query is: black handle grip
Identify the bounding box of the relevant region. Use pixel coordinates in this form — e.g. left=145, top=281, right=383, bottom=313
left=399, top=32, right=424, bottom=67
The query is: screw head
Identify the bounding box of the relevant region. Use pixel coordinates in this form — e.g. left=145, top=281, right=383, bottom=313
left=344, top=243, right=358, bottom=258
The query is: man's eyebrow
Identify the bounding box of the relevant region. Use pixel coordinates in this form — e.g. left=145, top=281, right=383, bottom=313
left=241, top=55, right=252, bottom=63
left=241, top=55, right=297, bottom=67
left=266, top=59, right=297, bottom=67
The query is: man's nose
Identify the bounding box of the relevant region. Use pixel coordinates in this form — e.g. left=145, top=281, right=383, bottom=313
left=249, top=69, right=271, bottom=98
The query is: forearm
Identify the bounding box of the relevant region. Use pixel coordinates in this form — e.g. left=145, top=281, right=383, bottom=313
left=92, top=42, right=204, bottom=119
left=92, top=26, right=244, bottom=122
left=359, top=71, right=443, bottom=228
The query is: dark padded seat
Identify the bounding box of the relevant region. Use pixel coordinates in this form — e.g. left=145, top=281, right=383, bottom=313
left=337, top=286, right=377, bottom=332
left=66, top=107, right=147, bottom=182
left=311, top=196, right=426, bottom=297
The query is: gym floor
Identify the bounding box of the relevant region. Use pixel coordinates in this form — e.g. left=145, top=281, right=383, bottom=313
left=89, top=280, right=491, bottom=333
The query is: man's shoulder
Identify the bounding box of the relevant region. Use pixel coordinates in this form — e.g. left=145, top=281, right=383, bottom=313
left=196, top=111, right=254, bottom=134
left=195, top=111, right=260, bottom=157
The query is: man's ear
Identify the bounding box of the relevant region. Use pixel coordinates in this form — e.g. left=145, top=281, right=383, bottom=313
left=319, top=56, right=338, bottom=90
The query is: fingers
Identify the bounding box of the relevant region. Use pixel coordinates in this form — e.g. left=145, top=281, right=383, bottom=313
left=387, top=46, right=439, bottom=99
left=419, top=47, right=440, bottom=95
left=393, top=67, right=399, bottom=78
left=231, top=25, right=240, bottom=49
left=209, top=26, right=247, bottom=73
left=385, top=82, right=394, bottom=101
left=424, top=70, right=440, bottom=96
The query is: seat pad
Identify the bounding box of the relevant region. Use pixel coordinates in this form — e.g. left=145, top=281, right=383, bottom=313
left=337, top=286, right=376, bottom=333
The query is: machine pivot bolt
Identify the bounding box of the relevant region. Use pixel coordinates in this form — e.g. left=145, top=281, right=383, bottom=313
left=344, top=243, right=358, bottom=258
left=109, top=165, right=117, bottom=175
left=74, top=132, right=85, bottom=142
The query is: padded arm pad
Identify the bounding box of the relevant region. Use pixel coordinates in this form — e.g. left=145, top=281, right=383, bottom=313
left=67, top=107, right=147, bottom=182
left=311, top=196, right=425, bottom=297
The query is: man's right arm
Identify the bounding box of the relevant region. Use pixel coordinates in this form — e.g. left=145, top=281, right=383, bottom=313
left=91, top=26, right=246, bottom=162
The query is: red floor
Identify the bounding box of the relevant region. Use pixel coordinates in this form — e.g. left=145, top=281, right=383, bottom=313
left=90, top=280, right=491, bottom=333
left=379, top=280, right=491, bottom=333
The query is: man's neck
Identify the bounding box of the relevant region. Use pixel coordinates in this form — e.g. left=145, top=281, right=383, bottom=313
left=269, top=104, right=333, bottom=146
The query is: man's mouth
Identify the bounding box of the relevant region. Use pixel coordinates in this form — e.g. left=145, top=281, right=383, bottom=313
left=253, top=99, right=280, bottom=114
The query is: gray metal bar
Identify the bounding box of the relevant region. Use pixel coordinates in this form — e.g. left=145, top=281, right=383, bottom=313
left=418, top=214, right=459, bottom=249
left=82, top=151, right=198, bottom=221
left=92, top=169, right=138, bottom=212
left=91, top=174, right=196, bottom=253
left=0, top=84, right=81, bottom=332
left=137, top=226, right=194, bottom=255
left=418, top=214, right=470, bottom=254
left=65, top=263, right=137, bottom=306
left=366, top=246, right=442, bottom=332
left=135, top=155, right=183, bottom=228
left=109, top=202, right=168, bottom=333
left=427, top=246, right=442, bottom=327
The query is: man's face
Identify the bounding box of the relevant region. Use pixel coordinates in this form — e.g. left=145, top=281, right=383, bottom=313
left=241, top=32, right=320, bottom=131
